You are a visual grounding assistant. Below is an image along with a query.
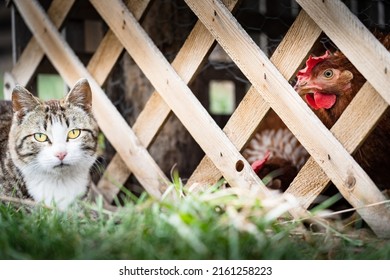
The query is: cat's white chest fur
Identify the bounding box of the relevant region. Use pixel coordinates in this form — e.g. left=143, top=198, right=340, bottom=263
left=24, top=169, right=89, bottom=209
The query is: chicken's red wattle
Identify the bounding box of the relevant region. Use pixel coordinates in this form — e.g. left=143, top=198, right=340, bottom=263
left=305, top=92, right=336, bottom=110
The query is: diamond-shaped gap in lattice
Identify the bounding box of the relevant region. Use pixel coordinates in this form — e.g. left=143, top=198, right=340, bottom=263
left=140, top=0, right=198, bottom=63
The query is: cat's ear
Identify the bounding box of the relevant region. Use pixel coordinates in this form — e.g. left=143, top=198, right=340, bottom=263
left=65, top=78, right=92, bottom=112
left=12, top=85, right=42, bottom=119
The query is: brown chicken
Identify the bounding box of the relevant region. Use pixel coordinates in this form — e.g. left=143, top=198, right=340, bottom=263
left=294, top=33, right=390, bottom=190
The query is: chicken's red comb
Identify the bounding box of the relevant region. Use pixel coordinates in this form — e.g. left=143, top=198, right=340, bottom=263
left=297, top=50, right=331, bottom=79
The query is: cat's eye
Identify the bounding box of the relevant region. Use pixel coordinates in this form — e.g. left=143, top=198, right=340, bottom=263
left=67, top=129, right=81, bottom=140
left=34, top=133, right=48, bottom=142
left=323, top=69, right=334, bottom=79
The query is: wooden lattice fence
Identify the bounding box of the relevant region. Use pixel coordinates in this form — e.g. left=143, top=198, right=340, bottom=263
left=3, top=0, right=390, bottom=237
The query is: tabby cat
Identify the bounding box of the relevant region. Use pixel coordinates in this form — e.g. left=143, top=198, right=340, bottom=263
left=0, top=78, right=99, bottom=209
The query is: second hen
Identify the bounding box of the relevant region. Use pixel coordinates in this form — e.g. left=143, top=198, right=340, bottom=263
left=243, top=128, right=308, bottom=191
left=294, top=33, right=390, bottom=190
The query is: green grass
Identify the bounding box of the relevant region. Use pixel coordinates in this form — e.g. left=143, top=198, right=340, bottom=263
left=0, top=182, right=389, bottom=260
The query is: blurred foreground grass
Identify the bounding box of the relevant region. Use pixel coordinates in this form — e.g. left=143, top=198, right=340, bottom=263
left=0, top=181, right=389, bottom=260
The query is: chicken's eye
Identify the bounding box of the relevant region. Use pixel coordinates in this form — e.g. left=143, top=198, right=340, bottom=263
left=323, top=69, right=334, bottom=79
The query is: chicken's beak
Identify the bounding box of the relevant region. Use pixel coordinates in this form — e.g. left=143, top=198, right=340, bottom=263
left=293, top=80, right=309, bottom=96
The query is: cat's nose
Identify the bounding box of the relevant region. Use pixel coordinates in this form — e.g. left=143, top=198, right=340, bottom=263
left=56, top=151, right=67, bottom=161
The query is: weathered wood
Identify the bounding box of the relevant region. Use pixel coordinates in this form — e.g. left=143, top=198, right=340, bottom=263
left=297, top=0, right=390, bottom=106
left=13, top=0, right=169, bottom=198
left=86, top=0, right=152, bottom=199
left=90, top=0, right=270, bottom=197
left=97, top=0, right=240, bottom=202
left=4, top=0, right=75, bottom=99
left=285, top=82, right=389, bottom=210
left=185, top=0, right=390, bottom=237
left=186, top=10, right=322, bottom=188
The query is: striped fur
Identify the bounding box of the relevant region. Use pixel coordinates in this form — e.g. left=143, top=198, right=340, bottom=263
left=0, top=79, right=99, bottom=209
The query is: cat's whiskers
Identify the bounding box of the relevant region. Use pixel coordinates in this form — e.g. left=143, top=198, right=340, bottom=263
left=90, top=160, right=104, bottom=179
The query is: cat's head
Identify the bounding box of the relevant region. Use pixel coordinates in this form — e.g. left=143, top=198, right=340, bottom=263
left=9, top=78, right=99, bottom=178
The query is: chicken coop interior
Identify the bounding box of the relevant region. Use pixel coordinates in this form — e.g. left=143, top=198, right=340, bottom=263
left=1, top=0, right=390, bottom=238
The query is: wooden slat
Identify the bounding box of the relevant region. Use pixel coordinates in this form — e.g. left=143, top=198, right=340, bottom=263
left=3, top=0, right=75, bottom=99
left=297, top=0, right=390, bottom=106
left=13, top=0, right=169, bottom=198
left=186, top=10, right=322, bottom=188
left=85, top=0, right=152, bottom=199
left=90, top=0, right=270, bottom=197
left=285, top=82, right=389, bottom=210
left=97, top=0, right=240, bottom=202
left=185, top=0, right=390, bottom=237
